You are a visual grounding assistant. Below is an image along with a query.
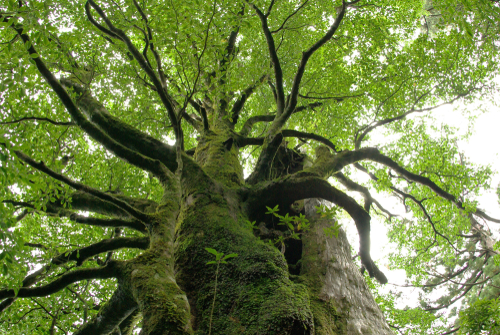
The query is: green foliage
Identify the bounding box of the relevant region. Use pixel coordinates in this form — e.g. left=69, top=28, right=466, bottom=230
left=315, top=204, right=342, bottom=238
left=0, top=0, right=499, bottom=332
left=365, top=275, right=448, bottom=335
left=205, top=248, right=238, bottom=265
left=265, top=205, right=312, bottom=248
left=459, top=298, right=500, bottom=334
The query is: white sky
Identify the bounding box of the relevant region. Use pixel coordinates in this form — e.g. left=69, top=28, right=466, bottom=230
left=339, top=104, right=500, bottom=320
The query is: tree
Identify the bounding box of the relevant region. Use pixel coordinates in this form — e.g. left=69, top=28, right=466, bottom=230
left=0, top=0, right=499, bottom=333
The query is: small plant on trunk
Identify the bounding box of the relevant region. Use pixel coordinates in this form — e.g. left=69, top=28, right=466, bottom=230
left=205, top=248, right=238, bottom=335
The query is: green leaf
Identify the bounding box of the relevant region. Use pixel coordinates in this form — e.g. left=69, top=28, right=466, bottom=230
left=205, top=248, right=218, bottom=256
left=222, top=253, right=238, bottom=261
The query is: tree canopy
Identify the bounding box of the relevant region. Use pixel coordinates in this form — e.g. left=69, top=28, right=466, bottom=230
left=1, top=0, right=500, bottom=333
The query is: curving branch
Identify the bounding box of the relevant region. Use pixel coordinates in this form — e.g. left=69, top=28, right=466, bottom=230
left=0, top=262, right=118, bottom=300
left=132, top=0, right=168, bottom=88
left=0, top=235, right=146, bottom=313
left=248, top=2, right=286, bottom=114
left=85, top=0, right=181, bottom=143
left=310, top=147, right=500, bottom=224
left=238, top=102, right=322, bottom=137
left=279, top=1, right=346, bottom=123
left=14, top=150, right=152, bottom=223
left=4, top=18, right=171, bottom=178
left=69, top=214, right=147, bottom=234
left=0, top=267, right=46, bottom=313
left=334, top=172, right=397, bottom=217
left=354, top=90, right=473, bottom=149
left=236, top=129, right=338, bottom=152
left=423, top=269, right=482, bottom=311
left=0, top=116, right=74, bottom=126
left=230, top=74, right=268, bottom=125
left=270, top=0, right=310, bottom=34
left=392, top=187, right=459, bottom=252
left=239, top=115, right=275, bottom=137
left=245, top=174, right=388, bottom=284
left=51, top=236, right=149, bottom=266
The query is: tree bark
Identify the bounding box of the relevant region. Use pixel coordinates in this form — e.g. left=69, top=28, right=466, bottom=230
left=301, top=199, right=394, bottom=335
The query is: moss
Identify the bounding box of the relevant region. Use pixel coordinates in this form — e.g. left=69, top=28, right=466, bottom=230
left=193, top=130, right=244, bottom=188
left=175, top=188, right=314, bottom=334
left=123, top=247, right=193, bottom=334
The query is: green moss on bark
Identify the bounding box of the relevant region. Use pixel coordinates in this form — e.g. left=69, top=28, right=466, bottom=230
left=193, top=130, right=243, bottom=188
left=175, top=188, right=313, bottom=334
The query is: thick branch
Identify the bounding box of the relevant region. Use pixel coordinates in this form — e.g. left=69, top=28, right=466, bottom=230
left=60, top=78, right=179, bottom=167
left=52, top=237, right=149, bottom=266
left=238, top=102, right=322, bottom=137
left=245, top=174, right=387, bottom=283
left=335, top=172, right=396, bottom=217
left=187, top=99, right=209, bottom=131
left=5, top=19, right=170, bottom=178
left=0, top=262, right=118, bottom=300
left=311, top=147, right=500, bottom=223
left=86, top=0, right=181, bottom=142
left=15, top=151, right=152, bottom=223
left=236, top=129, right=337, bottom=152
left=70, top=214, right=147, bottom=234
left=239, top=115, right=275, bottom=137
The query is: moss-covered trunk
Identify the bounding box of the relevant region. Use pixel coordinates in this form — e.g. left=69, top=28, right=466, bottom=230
left=111, top=126, right=392, bottom=334
left=124, top=128, right=390, bottom=334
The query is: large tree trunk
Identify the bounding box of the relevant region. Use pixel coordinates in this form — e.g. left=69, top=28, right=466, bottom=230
left=152, top=133, right=393, bottom=334
left=301, top=198, right=393, bottom=335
